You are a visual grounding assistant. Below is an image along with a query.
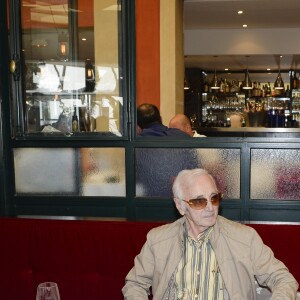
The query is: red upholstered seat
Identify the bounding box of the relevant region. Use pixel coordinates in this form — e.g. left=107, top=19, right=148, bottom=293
left=0, top=218, right=299, bottom=300
left=247, top=223, right=300, bottom=288
left=0, top=218, right=162, bottom=300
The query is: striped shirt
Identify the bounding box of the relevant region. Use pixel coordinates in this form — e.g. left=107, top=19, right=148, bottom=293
left=175, top=225, right=225, bottom=300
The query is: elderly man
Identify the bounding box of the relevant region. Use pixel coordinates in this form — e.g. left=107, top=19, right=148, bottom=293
left=169, top=114, right=206, bottom=137
left=122, top=168, right=298, bottom=299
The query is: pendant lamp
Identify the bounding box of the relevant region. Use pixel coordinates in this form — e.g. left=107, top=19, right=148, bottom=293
left=210, top=56, right=220, bottom=90
left=184, top=75, right=190, bottom=90
left=274, top=55, right=285, bottom=90
left=243, top=56, right=253, bottom=90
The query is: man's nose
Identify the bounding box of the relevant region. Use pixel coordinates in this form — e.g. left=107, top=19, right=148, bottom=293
left=205, top=200, right=214, bottom=210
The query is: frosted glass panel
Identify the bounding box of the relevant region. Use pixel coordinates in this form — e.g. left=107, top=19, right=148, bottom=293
left=251, top=149, right=300, bottom=200
left=14, top=148, right=125, bottom=196
left=136, top=148, right=240, bottom=198
left=14, top=148, right=77, bottom=194
left=80, top=148, right=125, bottom=196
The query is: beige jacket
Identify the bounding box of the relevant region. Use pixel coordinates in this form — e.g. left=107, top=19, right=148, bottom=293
left=122, top=216, right=298, bottom=300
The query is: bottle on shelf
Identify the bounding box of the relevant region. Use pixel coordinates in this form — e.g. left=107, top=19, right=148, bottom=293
left=224, top=79, right=230, bottom=93
left=266, top=82, right=272, bottom=97
left=230, top=80, right=239, bottom=92
left=72, top=108, right=79, bottom=132
left=203, top=81, right=209, bottom=93
left=258, top=82, right=262, bottom=97
left=241, top=117, right=246, bottom=127
left=292, top=71, right=298, bottom=89
left=219, top=78, right=225, bottom=93
left=285, top=84, right=290, bottom=97
left=252, top=82, right=259, bottom=97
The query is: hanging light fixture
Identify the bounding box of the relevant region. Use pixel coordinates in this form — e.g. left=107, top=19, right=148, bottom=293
left=243, top=56, right=253, bottom=90
left=274, top=55, right=285, bottom=89
left=58, top=31, right=69, bottom=60
left=210, top=56, right=220, bottom=90
left=184, top=75, right=190, bottom=90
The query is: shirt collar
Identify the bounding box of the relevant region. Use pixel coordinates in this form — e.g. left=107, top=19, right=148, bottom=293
left=183, top=216, right=214, bottom=243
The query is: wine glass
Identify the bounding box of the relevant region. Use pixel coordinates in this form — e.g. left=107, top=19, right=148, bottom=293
left=36, top=282, right=60, bottom=300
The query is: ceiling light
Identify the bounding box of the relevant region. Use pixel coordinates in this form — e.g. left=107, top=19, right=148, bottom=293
left=225, top=68, right=228, bottom=71
left=237, top=10, right=243, bottom=14
left=274, top=55, right=285, bottom=90
left=243, top=24, right=248, bottom=28
left=267, top=68, right=271, bottom=71
left=82, top=38, right=87, bottom=41
left=184, top=75, right=190, bottom=90
left=243, top=56, right=252, bottom=90
left=210, top=56, right=220, bottom=90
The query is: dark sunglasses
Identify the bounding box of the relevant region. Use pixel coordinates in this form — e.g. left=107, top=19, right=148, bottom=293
left=182, top=193, right=222, bottom=210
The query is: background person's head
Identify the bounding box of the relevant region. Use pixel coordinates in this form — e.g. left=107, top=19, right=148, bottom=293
left=172, top=168, right=220, bottom=235
left=137, top=103, right=162, bottom=129
left=169, top=114, right=193, bottom=137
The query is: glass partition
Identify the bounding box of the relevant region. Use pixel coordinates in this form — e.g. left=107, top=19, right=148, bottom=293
left=20, top=0, right=123, bottom=136
left=135, top=148, right=240, bottom=198
left=14, top=147, right=126, bottom=196
left=251, top=148, right=300, bottom=200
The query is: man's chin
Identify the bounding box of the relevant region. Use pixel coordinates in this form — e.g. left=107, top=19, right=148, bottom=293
left=202, top=215, right=217, bottom=225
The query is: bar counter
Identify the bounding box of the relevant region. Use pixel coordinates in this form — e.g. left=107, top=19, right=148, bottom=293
left=197, top=127, right=300, bottom=138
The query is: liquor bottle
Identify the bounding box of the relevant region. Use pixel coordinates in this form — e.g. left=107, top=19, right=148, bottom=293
left=230, top=80, right=238, bottom=92
left=241, top=117, right=246, bottom=127
left=219, top=78, right=225, bottom=93
left=252, top=82, right=258, bottom=97
left=203, top=81, right=209, bottom=93
left=226, top=116, right=231, bottom=127
left=285, top=84, right=290, bottom=97
left=224, top=79, right=230, bottom=93
left=292, top=71, right=298, bottom=89
left=266, top=82, right=272, bottom=97
left=261, top=84, right=266, bottom=98
left=258, top=82, right=262, bottom=97
left=72, top=108, right=79, bottom=132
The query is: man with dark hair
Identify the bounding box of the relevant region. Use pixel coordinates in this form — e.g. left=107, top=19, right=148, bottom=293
left=137, top=103, right=190, bottom=137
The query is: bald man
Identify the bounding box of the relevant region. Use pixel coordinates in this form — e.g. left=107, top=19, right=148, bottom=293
left=169, top=114, right=206, bottom=137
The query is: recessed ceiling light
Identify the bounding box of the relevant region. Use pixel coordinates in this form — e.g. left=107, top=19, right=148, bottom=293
left=225, top=68, right=229, bottom=71
left=82, top=38, right=87, bottom=41
left=267, top=68, right=271, bottom=71
left=237, top=11, right=243, bottom=14
left=243, top=24, right=248, bottom=28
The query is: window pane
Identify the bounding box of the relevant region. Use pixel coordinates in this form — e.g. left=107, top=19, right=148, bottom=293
left=14, top=147, right=126, bottom=196
left=81, top=148, right=125, bottom=196
left=251, top=149, right=300, bottom=200
left=135, top=148, right=240, bottom=198
left=21, top=0, right=123, bottom=136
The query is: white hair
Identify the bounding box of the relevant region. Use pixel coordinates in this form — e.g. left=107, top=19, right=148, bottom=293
left=172, top=168, right=216, bottom=202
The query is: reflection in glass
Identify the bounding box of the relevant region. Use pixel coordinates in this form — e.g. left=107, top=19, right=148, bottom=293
left=21, top=0, right=123, bottom=136
left=14, top=147, right=126, bottom=196
left=251, top=149, right=300, bottom=200
left=135, top=148, right=240, bottom=198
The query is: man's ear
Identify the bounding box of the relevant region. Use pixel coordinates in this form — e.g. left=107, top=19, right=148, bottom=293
left=174, top=198, right=185, bottom=216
